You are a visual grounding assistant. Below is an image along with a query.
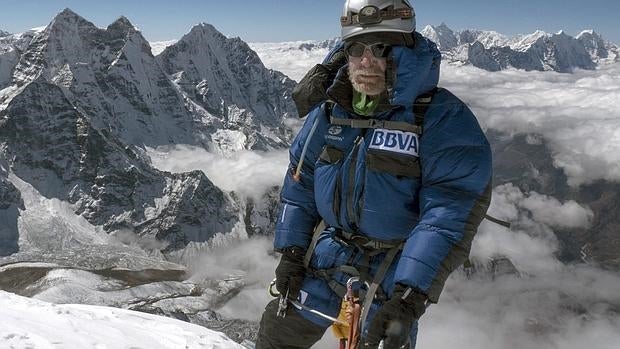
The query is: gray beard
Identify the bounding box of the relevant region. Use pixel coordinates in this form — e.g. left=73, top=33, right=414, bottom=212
left=348, top=66, right=386, bottom=96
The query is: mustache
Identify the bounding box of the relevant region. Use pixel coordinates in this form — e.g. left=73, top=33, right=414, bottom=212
left=349, top=67, right=384, bottom=78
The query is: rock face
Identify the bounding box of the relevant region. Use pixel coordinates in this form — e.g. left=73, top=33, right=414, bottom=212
left=0, top=78, right=239, bottom=251
left=421, top=24, right=618, bottom=72
left=6, top=10, right=211, bottom=148
left=157, top=23, right=298, bottom=152
left=0, top=173, right=22, bottom=257
left=0, top=28, right=42, bottom=89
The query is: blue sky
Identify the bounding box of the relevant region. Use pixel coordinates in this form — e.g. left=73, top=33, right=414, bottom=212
left=0, top=0, right=618, bottom=43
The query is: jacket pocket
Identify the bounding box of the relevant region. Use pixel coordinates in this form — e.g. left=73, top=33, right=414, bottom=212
left=319, top=145, right=344, bottom=164
left=365, top=148, right=421, bottom=178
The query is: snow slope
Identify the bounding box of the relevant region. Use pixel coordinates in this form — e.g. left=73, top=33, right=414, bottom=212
left=0, top=290, right=245, bottom=349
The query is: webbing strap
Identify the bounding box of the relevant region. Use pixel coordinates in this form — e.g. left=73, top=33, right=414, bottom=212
left=337, top=230, right=405, bottom=251
left=485, top=214, right=511, bottom=228
left=303, top=220, right=326, bottom=269
left=329, top=117, right=423, bottom=134
left=310, top=268, right=354, bottom=299
left=359, top=245, right=402, bottom=334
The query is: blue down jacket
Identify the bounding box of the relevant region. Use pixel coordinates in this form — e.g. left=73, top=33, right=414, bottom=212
left=274, top=34, right=492, bottom=327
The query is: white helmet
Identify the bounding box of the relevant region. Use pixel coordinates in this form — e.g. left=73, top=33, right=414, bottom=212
left=341, top=0, right=416, bottom=41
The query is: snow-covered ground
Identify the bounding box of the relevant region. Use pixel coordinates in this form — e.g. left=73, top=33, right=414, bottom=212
left=0, top=291, right=245, bottom=349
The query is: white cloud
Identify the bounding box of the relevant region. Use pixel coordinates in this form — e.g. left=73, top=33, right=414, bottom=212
left=146, top=145, right=289, bottom=200
left=187, top=237, right=278, bottom=321
left=440, top=63, right=620, bottom=186
left=422, top=184, right=619, bottom=349
left=249, top=42, right=330, bottom=82
left=422, top=265, right=620, bottom=349
left=472, top=184, right=592, bottom=272
left=521, top=192, right=594, bottom=229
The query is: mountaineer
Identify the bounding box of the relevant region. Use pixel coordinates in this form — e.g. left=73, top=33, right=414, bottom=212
left=256, top=1, right=492, bottom=348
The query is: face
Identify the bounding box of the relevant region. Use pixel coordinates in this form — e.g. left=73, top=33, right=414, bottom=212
left=347, top=44, right=388, bottom=96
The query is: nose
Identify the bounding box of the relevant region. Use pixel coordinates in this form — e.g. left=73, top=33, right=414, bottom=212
left=359, top=48, right=375, bottom=67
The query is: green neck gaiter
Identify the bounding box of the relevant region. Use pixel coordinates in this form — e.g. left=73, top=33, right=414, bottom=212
left=352, top=90, right=379, bottom=116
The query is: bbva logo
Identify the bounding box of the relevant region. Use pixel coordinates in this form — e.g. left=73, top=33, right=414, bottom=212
left=369, top=129, right=419, bottom=156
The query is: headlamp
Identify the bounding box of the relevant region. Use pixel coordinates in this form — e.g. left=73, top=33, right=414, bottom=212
left=341, top=6, right=413, bottom=27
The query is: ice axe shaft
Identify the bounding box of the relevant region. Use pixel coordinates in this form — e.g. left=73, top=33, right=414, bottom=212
left=269, top=278, right=347, bottom=325
left=288, top=299, right=348, bottom=326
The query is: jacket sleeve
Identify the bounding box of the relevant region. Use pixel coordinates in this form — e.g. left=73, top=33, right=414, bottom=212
left=273, top=106, right=328, bottom=251
left=393, top=100, right=492, bottom=302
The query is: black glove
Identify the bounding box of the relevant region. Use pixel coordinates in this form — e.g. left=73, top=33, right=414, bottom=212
left=363, top=284, right=427, bottom=349
left=293, top=49, right=348, bottom=117
left=275, top=246, right=307, bottom=300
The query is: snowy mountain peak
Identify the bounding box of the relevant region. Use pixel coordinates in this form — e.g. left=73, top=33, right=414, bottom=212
left=420, top=23, right=458, bottom=50
left=576, top=29, right=616, bottom=61
left=107, top=15, right=137, bottom=35
left=437, top=22, right=452, bottom=31
left=157, top=21, right=298, bottom=146
left=0, top=29, right=10, bottom=37
left=577, top=29, right=600, bottom=40
left=184, top=23, right=227, bottom=43
left=50, top=8, right=95, bottom=29
left=508, top=30, right=549, bottom=51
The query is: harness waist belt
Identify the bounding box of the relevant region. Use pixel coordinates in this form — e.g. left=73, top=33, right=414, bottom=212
left=333, top=228, right=405, bottom=251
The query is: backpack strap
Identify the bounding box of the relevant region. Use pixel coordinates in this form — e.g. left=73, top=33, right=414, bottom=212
left=413, top=87, right=440, bottom=131
left=329, top=117, right=422, bottom=134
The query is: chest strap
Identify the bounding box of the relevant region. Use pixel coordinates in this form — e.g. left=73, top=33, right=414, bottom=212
left=329, top=117, right=422, bottom=135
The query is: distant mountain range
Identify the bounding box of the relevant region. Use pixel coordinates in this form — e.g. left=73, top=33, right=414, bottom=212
left=237, top=24, right=619, bottom=75
left=421, top=24, right=618, bottom=73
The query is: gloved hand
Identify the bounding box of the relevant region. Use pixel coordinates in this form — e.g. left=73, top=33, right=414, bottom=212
left=274, top=246, right=307, bottom=300
left=363, top=284, right=427, bottom=349
left=293, top=49, right=348, bottom=117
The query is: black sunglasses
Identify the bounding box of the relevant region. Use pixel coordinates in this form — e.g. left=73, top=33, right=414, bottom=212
left=344, top=42, right=391, bottom=58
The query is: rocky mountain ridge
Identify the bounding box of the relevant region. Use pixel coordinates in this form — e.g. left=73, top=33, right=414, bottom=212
left=1, top=9, right=297, bottom=152
left=0, top=9, right=284, bottom=261
left=157, top=23, right=297, bottom=152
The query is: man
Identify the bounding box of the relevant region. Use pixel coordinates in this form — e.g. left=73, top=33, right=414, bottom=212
left=256, top=0, right=492, bottom=348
